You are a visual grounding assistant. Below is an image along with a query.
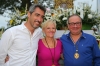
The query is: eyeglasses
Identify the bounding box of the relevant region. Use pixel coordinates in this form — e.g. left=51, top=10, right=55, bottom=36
left=68, top=22, right=82, bottom=26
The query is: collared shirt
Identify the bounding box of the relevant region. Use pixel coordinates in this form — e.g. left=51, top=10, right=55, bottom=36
left=60, top=31, right=100, bottom=66
left=0, top=22, right=42, bottom=66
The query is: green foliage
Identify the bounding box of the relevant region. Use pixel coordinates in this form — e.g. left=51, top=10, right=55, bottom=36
left=82, top=23, right=93, bottom=30
left=7, top=7, right=27, bottom=28
left=56, top=14, right=67, bottom=30
left=0, top=27, right=5, bottom=38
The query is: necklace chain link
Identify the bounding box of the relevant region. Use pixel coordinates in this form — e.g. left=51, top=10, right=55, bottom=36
left=45, top=37, right=55, bottom=64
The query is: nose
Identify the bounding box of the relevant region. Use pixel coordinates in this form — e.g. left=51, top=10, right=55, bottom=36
left=73, top=24, right=77, bottom=27
left=50, top=28, right=55, bottom=32
left=38, top=16, right=43, bottom=23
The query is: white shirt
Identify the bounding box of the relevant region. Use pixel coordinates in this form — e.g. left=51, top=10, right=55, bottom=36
left=0, top=22, right=42, bottom=66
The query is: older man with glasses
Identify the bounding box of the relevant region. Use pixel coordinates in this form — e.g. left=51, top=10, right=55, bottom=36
left=60, top=14, right=100, bottom=66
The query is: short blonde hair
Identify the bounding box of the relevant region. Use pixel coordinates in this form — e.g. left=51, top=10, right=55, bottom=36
left=41, top=19, right=56, bottom=29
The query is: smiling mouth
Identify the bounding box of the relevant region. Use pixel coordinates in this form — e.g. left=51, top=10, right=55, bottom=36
left=36, top=21, right=41, bottom=24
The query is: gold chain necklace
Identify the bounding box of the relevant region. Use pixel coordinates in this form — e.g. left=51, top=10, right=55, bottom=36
left=70, top=37, right=80, bottom=59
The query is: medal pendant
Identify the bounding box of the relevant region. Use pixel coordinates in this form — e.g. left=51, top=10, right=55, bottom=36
left=52, top=64, right=55, bottom=66
left=74, top=53, right=79, bottom=59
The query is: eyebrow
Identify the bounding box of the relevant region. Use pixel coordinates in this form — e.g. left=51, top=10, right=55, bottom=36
left=69, top=22, right=81, bottom=23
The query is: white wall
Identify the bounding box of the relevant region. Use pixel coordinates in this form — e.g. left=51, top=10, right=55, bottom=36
left=74, top=0, right=97, bottom=12
left=55, top=30, right=93, bottom=38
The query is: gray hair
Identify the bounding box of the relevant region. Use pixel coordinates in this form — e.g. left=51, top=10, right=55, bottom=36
left=29, top=4, right=46, bottom=14
left=66, top=14, right=82, bottom=24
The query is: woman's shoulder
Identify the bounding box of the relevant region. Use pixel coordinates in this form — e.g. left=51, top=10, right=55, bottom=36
left=56, top=38, right=61, bottom=41
left=56, top=38, right=62, bottom=44
left=38, top=38, right=45, bottom=44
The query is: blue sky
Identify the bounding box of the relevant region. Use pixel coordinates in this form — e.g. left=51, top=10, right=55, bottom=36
left=0, top=0, right=98, bottom=28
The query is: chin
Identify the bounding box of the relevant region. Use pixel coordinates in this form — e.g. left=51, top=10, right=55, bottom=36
left=33, top=25, right=39, bottom=29
left=35, top=27, right=39, bottom=29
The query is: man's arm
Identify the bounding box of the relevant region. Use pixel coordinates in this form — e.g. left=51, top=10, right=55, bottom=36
left=93, top=38, right=100, bottom=66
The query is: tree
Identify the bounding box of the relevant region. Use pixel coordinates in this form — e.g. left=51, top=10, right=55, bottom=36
left=0, top=0, right=31, bottom=14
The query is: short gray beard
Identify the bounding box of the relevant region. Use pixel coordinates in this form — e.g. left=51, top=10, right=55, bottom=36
left=31, top=25, right=39, bottom=29
left=30, top=21, right=39, bottom=29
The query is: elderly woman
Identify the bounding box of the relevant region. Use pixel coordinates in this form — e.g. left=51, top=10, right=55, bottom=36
left=37, top=19, right=63, bottom=66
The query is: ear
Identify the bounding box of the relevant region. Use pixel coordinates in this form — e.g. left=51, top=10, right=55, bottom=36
left=27, top=12, right=31, bottom=18
left=67, top=25, right=69, bottom=30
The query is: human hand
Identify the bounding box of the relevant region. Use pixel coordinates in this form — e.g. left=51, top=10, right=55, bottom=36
left=5, top=55, right=9, bottom=63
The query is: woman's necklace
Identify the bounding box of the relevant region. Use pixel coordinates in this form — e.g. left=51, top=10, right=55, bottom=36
left=45, top=37, right=55, bottom=66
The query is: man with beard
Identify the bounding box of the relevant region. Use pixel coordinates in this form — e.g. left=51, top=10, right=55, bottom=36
left=0, top=4, right=46, bottom=66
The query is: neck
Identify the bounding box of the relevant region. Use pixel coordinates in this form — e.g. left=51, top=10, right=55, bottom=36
left=45, top=36, right=55, bottom=44
left=70, top=32, right=82, bottom=37
left=45, top=37, right=54, bottom=41
left=44, top=36, right=55, bottom=48
left=24, top=22, right=35, bottom=34
left=70, top=32, right=82, bottom=43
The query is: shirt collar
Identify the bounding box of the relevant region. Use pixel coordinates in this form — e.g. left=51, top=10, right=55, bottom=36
left=21, top=21, right=27, bottom=30
left=66, top=31, right=86, bottom=39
